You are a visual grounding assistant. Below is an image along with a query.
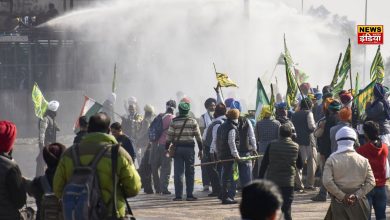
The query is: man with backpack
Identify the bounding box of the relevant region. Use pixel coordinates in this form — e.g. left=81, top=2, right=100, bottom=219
left=150, top=100, right=176, bottom=194
left=53, top=112, right=141, bottom=220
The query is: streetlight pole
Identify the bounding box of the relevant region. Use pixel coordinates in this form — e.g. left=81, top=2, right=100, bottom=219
left=301, top=0, right=304, bottom=15
left=363, top=0, right=368, bottom=84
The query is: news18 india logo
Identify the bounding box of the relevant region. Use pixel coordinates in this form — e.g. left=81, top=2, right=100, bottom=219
left=357, top=25, right=383, bottom=45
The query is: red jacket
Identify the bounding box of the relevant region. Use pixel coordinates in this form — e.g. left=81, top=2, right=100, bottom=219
left=357, top=141, right=388, bottom=187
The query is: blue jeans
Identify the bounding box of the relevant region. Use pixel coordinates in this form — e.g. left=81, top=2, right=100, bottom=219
left=367, top=186, right=387, bottom=220
left=173, top=147, right=195, bottom=198
left=221, top=161, right=236, bottom=200
left=238, top=152, right=253, bottom=187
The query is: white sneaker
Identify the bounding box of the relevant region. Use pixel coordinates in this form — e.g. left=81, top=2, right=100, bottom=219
left=202, top=185, right=210, bottom=191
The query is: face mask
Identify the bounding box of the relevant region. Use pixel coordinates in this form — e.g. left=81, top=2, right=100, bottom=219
left=233, top=119, right=239, bottom=123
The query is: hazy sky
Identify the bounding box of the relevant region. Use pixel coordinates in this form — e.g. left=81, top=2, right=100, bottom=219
left=277, top=0, right=389, bottom=57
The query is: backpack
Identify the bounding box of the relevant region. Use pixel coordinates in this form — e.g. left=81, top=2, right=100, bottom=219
left=148, top=114, right=167, bottom=142
left=62, top=145, right=108, bottom=220
left=40, top=175, right=63, bottom=220
left=203, top=120, right=223, bottom=147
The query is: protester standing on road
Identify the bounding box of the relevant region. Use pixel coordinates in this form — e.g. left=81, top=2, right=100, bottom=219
left=323, top=127, right=375, bottom=220
left=0, top=121, right=26, bottom=220
left=167, top=102, right=203, bottom=201
left=259, top=124, right=302, bottom=220
left=357, top=121, right=388, bottom=220
left=111, top=122, right=137, bottom=161
left=292, top=98, right=317, bottom=191
left=199, top=98, right=216, bottom=192
left=150, top=100, right=176, bottom=194
left=73, top=116, right=88, bottom=144
left=37, top=100, right=60, bottom=176
left=217, top=109, right=241, bottom=204
left=54, top=113, right=141, bottom=219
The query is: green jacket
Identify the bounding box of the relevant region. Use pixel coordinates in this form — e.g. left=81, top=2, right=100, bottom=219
left=53, top=132, right=141, bottom=218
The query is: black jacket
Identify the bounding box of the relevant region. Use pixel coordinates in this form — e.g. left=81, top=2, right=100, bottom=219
left=0, top=153, right=26, bottom=219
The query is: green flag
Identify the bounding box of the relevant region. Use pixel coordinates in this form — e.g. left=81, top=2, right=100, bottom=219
left=330, top=53, right=342, bottom=88
left=354, top=81, right=375, bottom=120
left=112, top=63, right=117, bottom=93
left=333, top=39, right=351, bottom=95
left=354, top=72, right=360, bottom=96
left=284, top=35, right=298, bottom=108
left=255, top=78, right=270, bottom=120
left=256, top=78, right=270, bottom=108
left=32, top=82, right=48, bottom=119
left=370, top=45, right=385, bottom=83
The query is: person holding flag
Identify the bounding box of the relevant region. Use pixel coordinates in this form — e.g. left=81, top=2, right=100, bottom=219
left=37, top=100, right=60, bottom=177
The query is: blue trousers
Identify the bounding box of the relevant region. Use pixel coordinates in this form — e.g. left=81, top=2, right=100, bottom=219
left=221, top=161, right=236, bottom=200
left=173, top=147, right=195, bottom=198
left=238, top=152, right=253, bottom=187
left=367, top=186, right=387, bottom=220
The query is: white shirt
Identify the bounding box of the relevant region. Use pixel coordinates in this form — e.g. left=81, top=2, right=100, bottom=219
left=210, top=115, right=226, bottom=154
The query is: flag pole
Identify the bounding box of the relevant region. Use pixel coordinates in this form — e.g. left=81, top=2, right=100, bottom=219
left=213, top=63, right=225, bottom=100
left=348, top=39, right=353, bottom=92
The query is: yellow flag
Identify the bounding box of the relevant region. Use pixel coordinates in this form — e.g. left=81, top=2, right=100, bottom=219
left=32, top=82, right=48, bottom=119
left=216, top=72, right=238, bottom=88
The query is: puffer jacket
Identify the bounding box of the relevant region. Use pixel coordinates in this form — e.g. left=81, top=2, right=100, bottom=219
left=53, top=132, right=141, bottom=218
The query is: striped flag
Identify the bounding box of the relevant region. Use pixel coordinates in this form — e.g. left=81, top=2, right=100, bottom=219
left=255, top=78, right=270, bottom=120
left=370, top=45, right=385, bottom=83
left=32, top=82, right=48, bottom=119
left=216, top=72, right=238, bottom=88
left=284, top=36, right=298, bottom=108
left=330, top=53, right=342, bottom=88
left=74, top=96, right=103, bottom=130
left=333, top=39, right=351, bottom=95
left=354, top=81, right=375, bottom=120
left=354, top=72, right=360, bottom=97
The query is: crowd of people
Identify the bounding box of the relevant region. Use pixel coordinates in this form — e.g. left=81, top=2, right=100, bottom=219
left=0, top=81, right=389, bottom=220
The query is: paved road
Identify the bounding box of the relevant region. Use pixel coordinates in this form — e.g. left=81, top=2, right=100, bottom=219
left=14, top=140, right=390, bottom=220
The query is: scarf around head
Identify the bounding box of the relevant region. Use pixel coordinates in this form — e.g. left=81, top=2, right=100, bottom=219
left=331, top=127, right=356, bottom=156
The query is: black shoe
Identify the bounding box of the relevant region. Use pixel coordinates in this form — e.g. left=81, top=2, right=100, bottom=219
left=144, top=190, right=154, bottom=194
left=311, top=194, right=327, bottom=202
left=186, top=196, right=198, bottom=201
left=162, top=191, right=172, bottom=195
left=208, top=192, right=219, bottom=197
left=172, top=197, right=182, bottom=201
left=222, top=198, right=238, bottom=204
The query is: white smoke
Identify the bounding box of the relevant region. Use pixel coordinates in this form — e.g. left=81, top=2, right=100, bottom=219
left=45, top=0, right=351, bottom=115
